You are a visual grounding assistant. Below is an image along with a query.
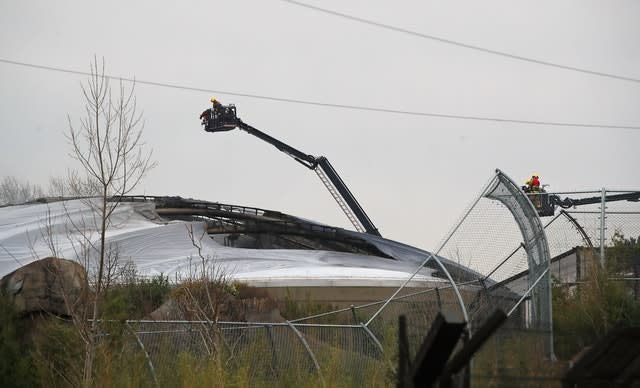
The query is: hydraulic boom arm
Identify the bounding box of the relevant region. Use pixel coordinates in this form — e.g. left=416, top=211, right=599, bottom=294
left=236, top=120, right=317, bottom=169
left=204, top=112, right=381, bottom=236
left=236, top=120, right=381, bottom=236
left=526, top=188, right=640, bottom=217
left=549, top=191, right=640, bottom=209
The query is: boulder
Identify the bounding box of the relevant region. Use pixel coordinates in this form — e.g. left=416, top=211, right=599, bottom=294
left=0, top=257, right=88, bottom=317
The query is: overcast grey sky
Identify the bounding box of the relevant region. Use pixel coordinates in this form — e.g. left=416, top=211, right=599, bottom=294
left=1, top=0, right=639, bottom=251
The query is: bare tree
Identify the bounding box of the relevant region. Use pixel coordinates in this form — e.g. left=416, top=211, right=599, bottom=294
left=0, top=176, right=45, bottom=205
left=171, top=224, right=234, bottom=380
left=66, top=56, right=156, bottom=387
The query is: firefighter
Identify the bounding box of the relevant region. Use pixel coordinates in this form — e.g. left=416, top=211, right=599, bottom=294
left=525, top=173, right=542, bottom=208
left=200, top=97, right=224, bottom=127
left=530, top=173, right=541, bottom=192
left=524, top=173, right=541, bottom=193
left=210, top=97, right=224, bottom=115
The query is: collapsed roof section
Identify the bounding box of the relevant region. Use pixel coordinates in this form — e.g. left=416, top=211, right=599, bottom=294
left=123, top=196, right=390, bottom=258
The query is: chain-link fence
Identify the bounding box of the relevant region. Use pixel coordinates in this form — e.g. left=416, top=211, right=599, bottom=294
left=116, top=320, right=388, bottom=387
left=102, top=181, right=639, bottom=386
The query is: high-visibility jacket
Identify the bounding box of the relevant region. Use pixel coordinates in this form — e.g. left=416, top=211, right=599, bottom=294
left=531, top=176, right=540, bottom=191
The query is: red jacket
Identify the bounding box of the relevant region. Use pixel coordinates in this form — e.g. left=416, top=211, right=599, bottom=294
left=531, top=176, right=540, bottom=189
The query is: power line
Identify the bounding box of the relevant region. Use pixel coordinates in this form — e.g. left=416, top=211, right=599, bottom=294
left=1, top=58, right=640, bottom=130
left=280, top=0, right=640, bottom=85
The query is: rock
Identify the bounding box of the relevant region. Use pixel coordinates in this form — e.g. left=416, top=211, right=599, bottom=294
left=147, top=298, right=180, bottom=321
left=0, top=257, right=88, bottom=317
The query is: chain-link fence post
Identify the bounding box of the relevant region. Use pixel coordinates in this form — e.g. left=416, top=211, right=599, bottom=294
left=600, top=187, right=607, bottom=266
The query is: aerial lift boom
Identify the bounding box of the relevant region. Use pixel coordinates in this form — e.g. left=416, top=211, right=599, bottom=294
left=532, top=190, right=640, bottom=217
left=523, top=184, right=640, bottom=217
left=201, top=104, right=381, bottom=237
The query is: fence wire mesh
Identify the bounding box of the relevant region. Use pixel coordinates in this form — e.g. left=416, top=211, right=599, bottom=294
left=101, top=184, right=639, bottom=386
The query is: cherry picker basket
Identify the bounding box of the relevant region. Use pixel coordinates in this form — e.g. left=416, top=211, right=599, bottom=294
left=204, top=104, right=238, bottom=132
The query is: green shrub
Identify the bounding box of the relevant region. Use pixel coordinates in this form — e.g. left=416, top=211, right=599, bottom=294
left=102, top=273, right=171, bottom=319
left=31, top=317, right=84, bottom=387
left=0, top=294, right=37, bottom=388
left=553, top=234, right=640, bottom=359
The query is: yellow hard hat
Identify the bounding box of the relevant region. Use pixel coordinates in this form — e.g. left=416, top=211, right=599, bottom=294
left=210, top=96, right=218, bottom=104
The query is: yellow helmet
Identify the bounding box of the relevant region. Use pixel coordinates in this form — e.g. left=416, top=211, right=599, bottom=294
left=210, top=96, right=219, bottom=104
left=532, top=172, right=539, bottom=178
